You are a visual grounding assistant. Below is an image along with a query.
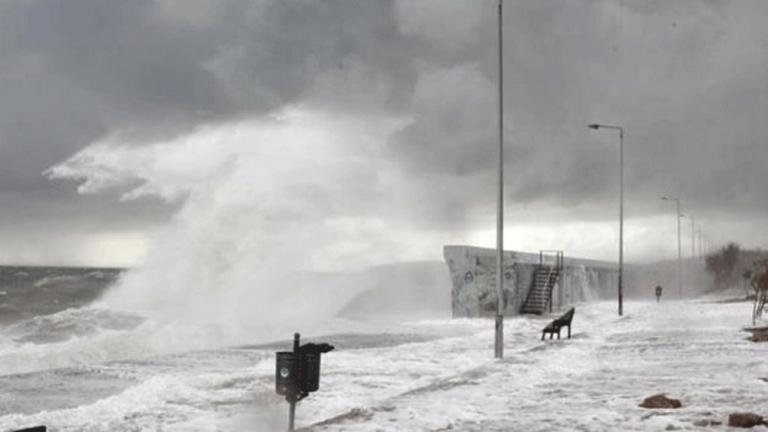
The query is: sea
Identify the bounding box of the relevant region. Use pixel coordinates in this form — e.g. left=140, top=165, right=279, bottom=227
left=0, top=263, right=456, bottom=431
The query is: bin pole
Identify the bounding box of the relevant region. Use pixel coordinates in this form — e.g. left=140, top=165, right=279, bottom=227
left=288, top=332, right=300, bottom=431
left=288, top=401, right=296, bottom=431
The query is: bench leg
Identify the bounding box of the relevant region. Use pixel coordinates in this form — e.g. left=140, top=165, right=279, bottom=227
left=557, top=329, right=561, bottom=339
left=549, top=332, right=553, bottom=340
left=541, top=331, right=545, bottom=341
left=567, top=325, right=571, bottom=339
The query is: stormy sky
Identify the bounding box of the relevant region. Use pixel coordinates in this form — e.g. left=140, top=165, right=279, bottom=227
left=2, top=0, right=768, bottom=267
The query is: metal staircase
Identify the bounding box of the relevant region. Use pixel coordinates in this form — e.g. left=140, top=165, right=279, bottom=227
left=521, top=251, right=563, bottom=315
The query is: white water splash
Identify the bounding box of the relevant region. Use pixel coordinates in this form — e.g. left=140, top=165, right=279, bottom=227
left=38, top=107, right=415, bottom=361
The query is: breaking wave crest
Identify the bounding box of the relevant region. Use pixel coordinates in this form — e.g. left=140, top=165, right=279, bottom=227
left=16, top=108, right=413, bottom=373
left=4, top=308, right=143, bottom=344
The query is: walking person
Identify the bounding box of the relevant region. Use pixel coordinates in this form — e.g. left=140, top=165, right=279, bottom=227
left=655, top=285, right=663, bottom=303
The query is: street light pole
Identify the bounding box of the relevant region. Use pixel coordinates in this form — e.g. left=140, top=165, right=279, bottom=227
left=618, top=128, right=624, bottom=317
left=689, top=215, right=696, bottom=259
left=696, top=227, right=704, bottom=258
left=661, top=196, right=683, bottom=297
left=588, top=123, right=624, bottom=316
left=494, top=0, right=504, bottom=359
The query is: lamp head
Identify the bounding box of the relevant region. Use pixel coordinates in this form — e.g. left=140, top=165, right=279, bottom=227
left=588, top=124, right=600, bottom=130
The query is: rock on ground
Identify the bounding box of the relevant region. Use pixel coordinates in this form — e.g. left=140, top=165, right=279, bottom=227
left=728, top=412, right=765, bottom=428
left=743, top=327, right=768, bottom=342
left=639, top=394, right=682, bottom=409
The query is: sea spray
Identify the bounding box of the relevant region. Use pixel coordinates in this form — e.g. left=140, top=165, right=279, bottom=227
left=38, top=107, right=408, bottom=364
left=568, top=264, right=600, bottom=303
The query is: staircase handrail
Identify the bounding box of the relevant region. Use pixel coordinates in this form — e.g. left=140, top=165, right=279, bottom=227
left=544, top=262, right=557, bottom=312
left=522, top=265, right=547, bottom=312
left=545, top=251, right=565, bottom=312
left=523, top=250, right=565, bottom=314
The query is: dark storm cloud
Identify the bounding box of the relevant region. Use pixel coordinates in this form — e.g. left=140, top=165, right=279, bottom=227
left=2, top=0, right=768, bottom=262
left=0, top=0, right=415, bottom=239
left=385, top=0, right=768, bottom=233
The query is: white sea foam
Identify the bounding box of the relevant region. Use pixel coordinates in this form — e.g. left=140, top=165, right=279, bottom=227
left=2, top=301, right=764, bottom=431
left=39, top=108, right=411, bottom=363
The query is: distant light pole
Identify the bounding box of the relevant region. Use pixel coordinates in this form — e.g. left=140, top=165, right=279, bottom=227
left=661, top=196, right=683, bottom=297
left=494, top=0, right=505, bottom=359
left=696, top=227, right=704, bottom=258
left=688, top=215, right=696, bottom=259
left=588, top=123, right=624, bottom=316
left=701, top=232, right=711, bottom=256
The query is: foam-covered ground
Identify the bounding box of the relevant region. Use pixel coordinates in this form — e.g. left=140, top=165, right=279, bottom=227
left=1, top=299, right=765, bottom=431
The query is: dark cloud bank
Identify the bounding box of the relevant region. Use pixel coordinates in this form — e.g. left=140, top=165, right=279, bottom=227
left=1, top=0, right=768, bottom=265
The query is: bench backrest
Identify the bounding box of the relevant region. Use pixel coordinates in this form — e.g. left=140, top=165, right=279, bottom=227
left=12, top=427, right=47, bottom=432
left=556, top=307, right=575, bottom=324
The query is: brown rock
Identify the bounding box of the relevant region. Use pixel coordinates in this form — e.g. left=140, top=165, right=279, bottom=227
left=639, top=394, right=682, bottom=409
left=728, top=412, right=765, bottom=428
left=743, top=327, right=768, bottom=342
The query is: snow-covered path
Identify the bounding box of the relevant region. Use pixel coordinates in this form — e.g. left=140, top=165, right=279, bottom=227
left=303, top=300, right=768, bottom=431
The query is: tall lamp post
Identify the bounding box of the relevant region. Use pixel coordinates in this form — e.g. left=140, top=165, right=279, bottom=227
left=682, top=214, right=696, bottom=297
left=696, top=227, right=704, bottom=259
left=688, top=215, right=696, bottom=259
left=661, top=196, right=683, bottom=297
left=588, top=123, right=624, bottom=316
left=494, top=0, right=505, bottom=359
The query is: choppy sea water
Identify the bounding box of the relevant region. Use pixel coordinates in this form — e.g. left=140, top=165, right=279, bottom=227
left=0, top=264, right=458, bottom=430
left=0, top=266, right=121, bottom=325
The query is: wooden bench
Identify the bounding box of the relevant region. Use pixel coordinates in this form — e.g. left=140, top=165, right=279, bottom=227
left=12, top=427, right=46, bottom=432
left=541, top=307, right=575, bottom=340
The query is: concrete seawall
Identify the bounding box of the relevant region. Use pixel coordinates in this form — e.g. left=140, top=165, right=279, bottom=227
left=444, top=245, right=621, bottom=318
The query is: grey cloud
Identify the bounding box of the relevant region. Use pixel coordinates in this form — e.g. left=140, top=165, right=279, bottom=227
left=0, top=0, right=416, bottom=244
left=0, top=0, right=767, bottom=262
left=382, top=0, right=768, bottom=234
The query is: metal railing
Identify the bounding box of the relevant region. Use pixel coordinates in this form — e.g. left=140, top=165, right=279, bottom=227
left=539, top=250, right=564, bottom=270
left=539, top=250, right=564, bottom=313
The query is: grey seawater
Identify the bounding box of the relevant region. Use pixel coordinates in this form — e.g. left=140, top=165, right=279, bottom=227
left=0, top=264, right=448, bottom=430
left=0, top=266, right=131, bottom=417
left=0, top=265, right=122, bottom=325
left=0, top=331, right=438, bottom=431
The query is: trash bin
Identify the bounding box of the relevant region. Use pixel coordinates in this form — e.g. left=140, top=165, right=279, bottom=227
left=301, top=353, right=321, bottom=392
left=275, top=351, right=299, bottom=396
